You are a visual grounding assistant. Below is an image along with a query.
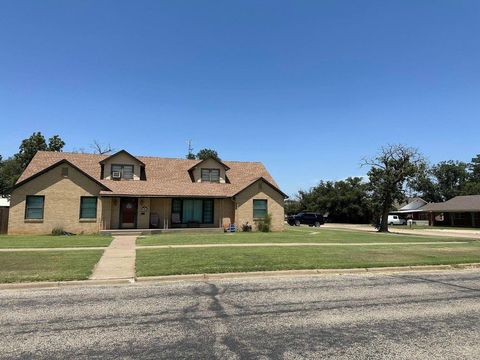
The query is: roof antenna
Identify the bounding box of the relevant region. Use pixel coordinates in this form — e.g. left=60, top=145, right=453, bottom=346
left=186, top=140, right=195, bottom=159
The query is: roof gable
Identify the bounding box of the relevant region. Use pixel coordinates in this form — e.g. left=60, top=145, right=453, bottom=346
left=15, top=158, right=111, bottom=191
left=99, top=150, right=145, bottom=166
left=188, top=157, right=231, bottom=171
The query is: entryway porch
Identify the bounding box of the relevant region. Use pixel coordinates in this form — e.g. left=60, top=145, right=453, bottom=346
left=101, top=196, right=235, bottom=231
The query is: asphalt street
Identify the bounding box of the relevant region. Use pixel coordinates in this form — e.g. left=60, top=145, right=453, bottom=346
left=2, top=270, right=480, bottom=359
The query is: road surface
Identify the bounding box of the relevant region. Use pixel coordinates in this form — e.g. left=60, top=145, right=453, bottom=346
left=2, top=270, right=480, bottom=359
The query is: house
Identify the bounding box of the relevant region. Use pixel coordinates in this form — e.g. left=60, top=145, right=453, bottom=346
left=421, top=195, right=480, bottom=228
left=389, top=197, right=429, bottom=225
left=8, top=150, right=287, bottom=234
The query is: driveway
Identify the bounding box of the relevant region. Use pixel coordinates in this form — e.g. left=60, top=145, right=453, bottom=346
left=324, top=223, right=480, bottom=239
left=2, top=270, right=480, bottom=359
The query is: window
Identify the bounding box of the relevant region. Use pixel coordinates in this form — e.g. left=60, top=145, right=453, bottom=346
left=111, top=164, right=134, bottom=180
left=80, top=197, right=97, bottom=219
left=203, top=199, right=214, bottom=224
left=61, top=167, right=69, bottom=177
left=253, top=199, right=268, bottom=219
left=201, top=169, right=220, bottom=182
left=25, top=195, right=44, bottom=220
left=171, top=199, right=214, bottom=224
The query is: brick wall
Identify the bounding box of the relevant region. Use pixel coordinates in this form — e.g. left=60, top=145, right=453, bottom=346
left=234, top=180, right=285, bottom=231
left=8, top=164, right=103, bottom=234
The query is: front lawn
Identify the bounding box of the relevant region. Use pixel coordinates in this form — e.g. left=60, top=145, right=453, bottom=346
left=136, top=242, right=480, bottom=276
left=136, top=227, right=471, bottom=246
left=0, top=250, right=104, bottom=283
left=0, top=235, right=112, bottom=248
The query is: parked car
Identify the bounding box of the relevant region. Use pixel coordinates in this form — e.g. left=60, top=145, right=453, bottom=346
left=287, top=212, right=325, bottom=227
left=387, top=214, right=407, bottom=225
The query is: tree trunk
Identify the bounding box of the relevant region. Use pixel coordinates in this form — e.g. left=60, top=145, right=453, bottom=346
left=378, top=202, right=390, bottom=232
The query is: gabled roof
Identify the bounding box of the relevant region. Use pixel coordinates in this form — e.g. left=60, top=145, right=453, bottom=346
left=15, top=159, right=111, bottom=191
left=233, top=177, right=289, bottom=199
left=421, top=195, right=480, bottom=212
left=16, top=151, right=283, bottom=198
left=99, top=150, right=145, bottom=166
left=397, top=197, right=428, bottom=211
left=188, top=157, right=231, bottom=171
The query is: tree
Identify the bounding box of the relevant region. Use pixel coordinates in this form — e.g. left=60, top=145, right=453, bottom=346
left=363, top=145, right=425, bottom=232
left=15, top=132, right=65, bottom=169
left=294, top=177, right=372, bottom=223
left=186, top=152, right=196, bottom=160
left=0, top=132, right=65, bottom=196
left=284, top=198, right=302, bottom=215
left=469, top=154, right=480, bottom=182
left=431, top=161, right=469, bottom=201
left=91, top=140, right=113, bottom=155
left=408, top=170, right=441, bottom=203
left=196, top=148, right=220, bottom=161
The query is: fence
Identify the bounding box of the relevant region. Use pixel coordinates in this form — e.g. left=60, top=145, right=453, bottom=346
left=0, top=207, right=9, bottom=234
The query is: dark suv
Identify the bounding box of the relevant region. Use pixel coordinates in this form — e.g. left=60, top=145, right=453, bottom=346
left=287, top=212, right=325, bottom=227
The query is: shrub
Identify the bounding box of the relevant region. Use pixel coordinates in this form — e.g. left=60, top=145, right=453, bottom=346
left=51, top=227, right=65, bottom=236
left=242, top=223, right=252, bottom=232
left=255, top=213, right=272, bottom=232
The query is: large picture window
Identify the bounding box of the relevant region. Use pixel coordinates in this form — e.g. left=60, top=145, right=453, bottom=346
left=171, top=199, right=214, bottom=224
left=80, top=197, right=97, bottom=219
left=25, top=195, right=44, bottom=220
left=253, top=199, right=268, bottom=219
left=201, top=169, right=220, bottom=182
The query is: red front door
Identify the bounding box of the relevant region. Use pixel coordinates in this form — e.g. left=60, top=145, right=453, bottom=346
left=120, top=198, right=138, bottom=228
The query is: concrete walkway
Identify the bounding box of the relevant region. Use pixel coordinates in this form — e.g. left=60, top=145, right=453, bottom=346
left=136, top=241, right=468, bottom=249
left=90, top=236, right=136, bottom=280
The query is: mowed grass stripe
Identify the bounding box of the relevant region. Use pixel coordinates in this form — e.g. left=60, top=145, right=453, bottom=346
left=137, top=228, right=472, bottom=246
left=0, top=250, right=104, bottom=283
left=136, top=242, right=480, bottom=276
left=0, top=235, right=113, bottom=249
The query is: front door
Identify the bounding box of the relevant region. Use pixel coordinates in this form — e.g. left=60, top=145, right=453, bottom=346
left=120, top=198, right=138, bottom=229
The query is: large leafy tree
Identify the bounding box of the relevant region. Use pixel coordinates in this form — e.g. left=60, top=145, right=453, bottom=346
left=0, top=132, right=65, bottom=196
left=431, top=161, right=469, bottom=201
left=411, top=160, right=471, bottom=201
left=363, top=145, right=425, bottom=232
left=196, top=148, right=220, bottom=161
left=295, top=177, right=372, bottom=223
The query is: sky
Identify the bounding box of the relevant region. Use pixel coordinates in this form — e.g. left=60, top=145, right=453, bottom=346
left=0, top=0, right=479, bottom=196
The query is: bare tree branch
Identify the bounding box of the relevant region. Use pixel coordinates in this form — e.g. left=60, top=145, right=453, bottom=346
left=91, top=140, right=114, bottom=155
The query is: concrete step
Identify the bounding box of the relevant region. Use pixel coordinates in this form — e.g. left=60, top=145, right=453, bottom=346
left=100, top=228, right=224, bottom=236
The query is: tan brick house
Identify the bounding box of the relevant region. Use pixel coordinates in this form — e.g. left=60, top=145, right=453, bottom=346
left=8, top=150, right=287, bottom=234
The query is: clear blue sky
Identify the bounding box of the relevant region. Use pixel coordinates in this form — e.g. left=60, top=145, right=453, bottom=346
left=1, top=1, right=479, bottom=195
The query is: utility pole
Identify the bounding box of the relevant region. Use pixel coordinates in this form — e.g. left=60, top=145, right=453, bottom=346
left=186, top=140, right=195, bottom=159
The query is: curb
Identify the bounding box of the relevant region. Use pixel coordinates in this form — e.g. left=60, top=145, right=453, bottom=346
left=2, top=263, right=480, bottom=290
left=0, top=278, right=134, bottom=291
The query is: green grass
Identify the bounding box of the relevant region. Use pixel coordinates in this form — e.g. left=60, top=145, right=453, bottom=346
left=0, top=250, right=104, bottom=283
left=0, top=234, right=113, bottom=248
left=137, top=226, right=472, bottom=246
left=393, top=225, right=480, bottom=231
left=136, top=242, right=480, bottom=276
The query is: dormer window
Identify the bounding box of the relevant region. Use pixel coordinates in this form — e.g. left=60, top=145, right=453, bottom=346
left=201, top=168, right=220, bottom=183
left=111, top=164, right=134, bottom=180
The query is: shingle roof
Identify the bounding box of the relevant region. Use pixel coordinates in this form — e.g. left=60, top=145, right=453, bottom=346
left=17, top=151, right=284, bottom=198
left=421, top=195, right=480, bottom=212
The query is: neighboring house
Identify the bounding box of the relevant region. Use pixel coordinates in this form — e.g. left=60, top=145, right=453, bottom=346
left=390, top=197, right=429, bottom=225
left=421, top=195, right=480, bottom=228
left=8, top=150, right=287, bottom=234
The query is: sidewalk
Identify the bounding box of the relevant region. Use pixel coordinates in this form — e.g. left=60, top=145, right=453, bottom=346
left=90, top=236, right=136, bottom=280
